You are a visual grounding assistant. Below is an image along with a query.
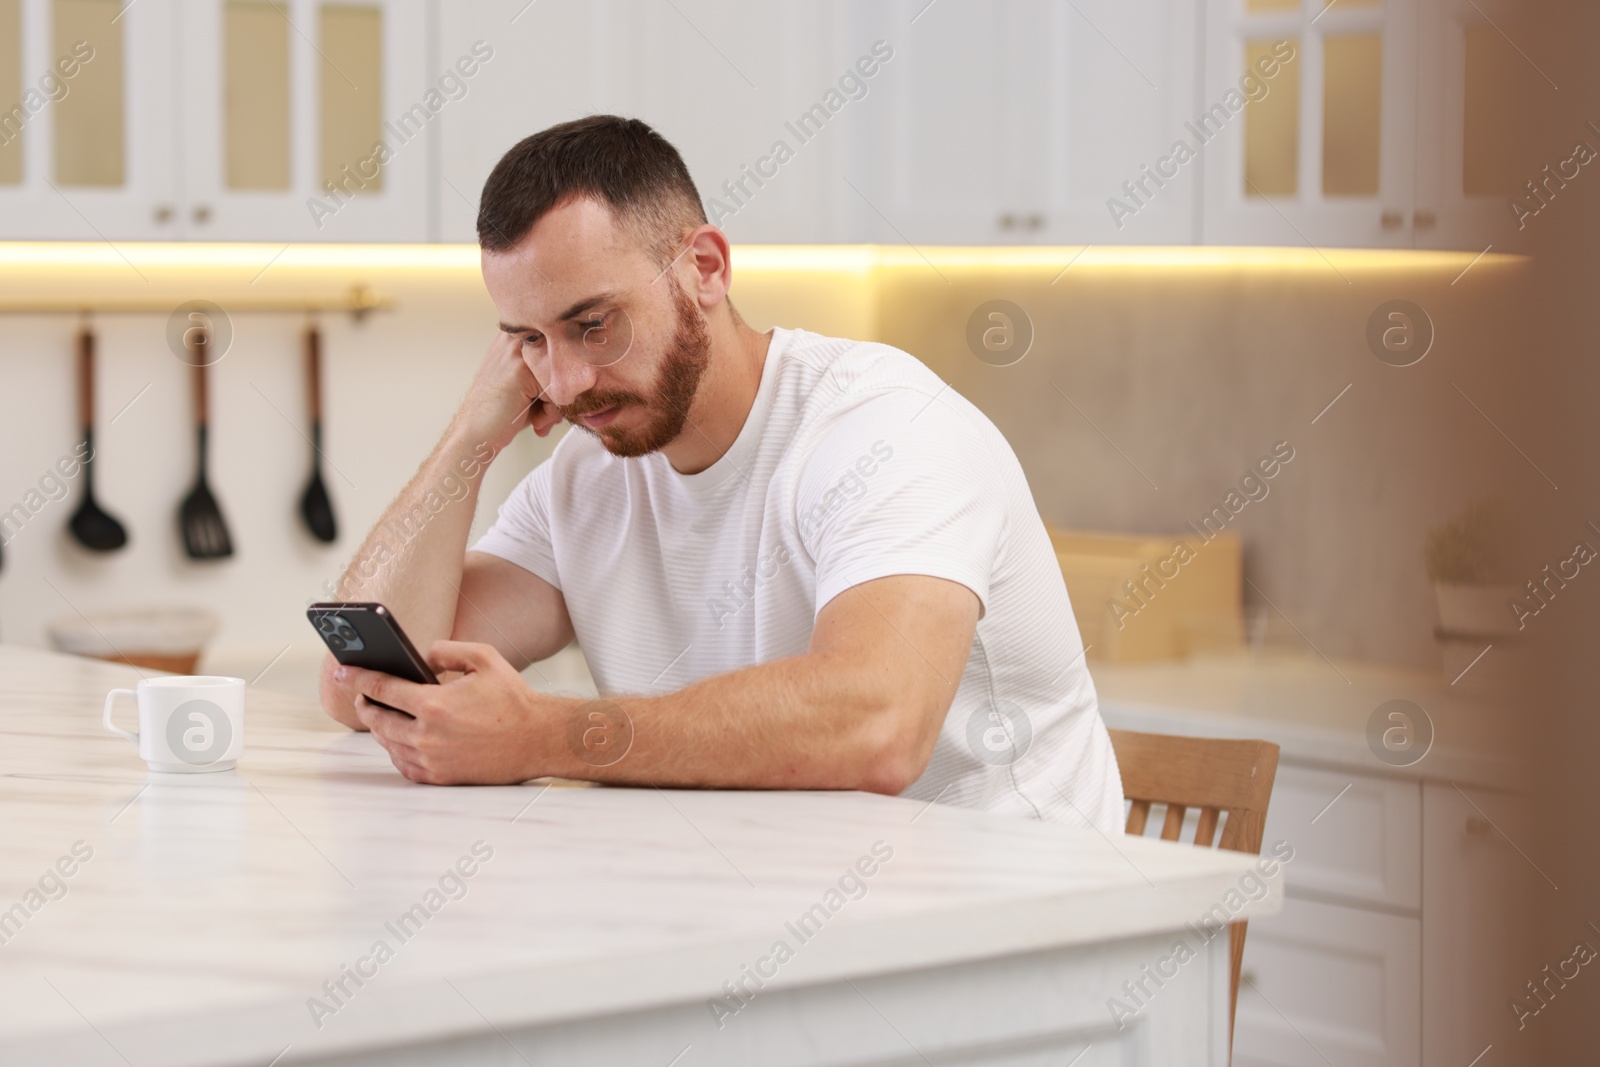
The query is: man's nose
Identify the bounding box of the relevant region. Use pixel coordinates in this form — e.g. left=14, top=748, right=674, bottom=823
left=538, top=342, right=599, bottom=407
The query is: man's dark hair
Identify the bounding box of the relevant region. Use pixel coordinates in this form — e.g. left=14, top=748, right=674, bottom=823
left=477, top=115, right=707, bottom=268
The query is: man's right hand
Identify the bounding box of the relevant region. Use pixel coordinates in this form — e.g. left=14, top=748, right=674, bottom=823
left=456, top=330, right=564, bottom=451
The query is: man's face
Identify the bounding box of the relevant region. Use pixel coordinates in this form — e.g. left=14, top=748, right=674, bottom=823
left=482, top=197, right=711, bottom=457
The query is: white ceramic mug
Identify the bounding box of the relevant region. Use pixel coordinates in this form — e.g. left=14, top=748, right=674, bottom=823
left=103, top=676, right=246, bottom=773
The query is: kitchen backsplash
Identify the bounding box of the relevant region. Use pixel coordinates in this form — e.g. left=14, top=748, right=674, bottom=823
left=0, top=247, right=1532, bottom=689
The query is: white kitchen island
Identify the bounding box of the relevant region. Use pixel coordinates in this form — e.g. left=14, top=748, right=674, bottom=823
left=0, top=646, right=1278, bottom=1067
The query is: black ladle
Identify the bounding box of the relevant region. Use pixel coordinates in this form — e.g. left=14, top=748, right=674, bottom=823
left=178, top=324, right=234, bottom=560
left=299, top=323, right=337, bottom=543
left=68, top=324, right=129, bottom=552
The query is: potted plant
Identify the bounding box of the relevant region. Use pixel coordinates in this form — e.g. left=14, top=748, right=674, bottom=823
left=1424, top=500, right=1518, bottom=638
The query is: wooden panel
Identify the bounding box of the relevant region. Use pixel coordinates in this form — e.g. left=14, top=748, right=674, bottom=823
left=1111, top=729, right=1278, bottom=828
left=1050, top=527, right=1243, bottom=664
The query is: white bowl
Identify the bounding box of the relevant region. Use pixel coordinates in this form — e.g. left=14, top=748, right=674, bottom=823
left=46, top=606, right=221, bottom=658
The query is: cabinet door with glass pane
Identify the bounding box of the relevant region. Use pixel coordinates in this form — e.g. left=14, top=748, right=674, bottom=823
left=0, top=0, right=177, bottom=240
left=180, top=0, right=430, bottom=242
left=1200, top=0, right=1418, bottom=248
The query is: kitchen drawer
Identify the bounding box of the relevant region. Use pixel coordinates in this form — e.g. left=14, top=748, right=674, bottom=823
left=1234, top=895, right=1421, bottom=1067
left=1262, top=764, right=1421, bottom=912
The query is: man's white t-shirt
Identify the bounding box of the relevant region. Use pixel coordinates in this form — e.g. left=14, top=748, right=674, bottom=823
left=472, top=326, right=1124, bottom=832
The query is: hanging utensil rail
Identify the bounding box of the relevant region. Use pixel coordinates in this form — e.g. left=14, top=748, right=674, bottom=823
left=0, top=284, right=391, bottom=320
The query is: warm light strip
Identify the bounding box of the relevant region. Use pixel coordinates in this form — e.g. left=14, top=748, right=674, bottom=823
left=0, top=242, right=481, bottom=273
left=0, top=241, right=1528, bottom=275
left=863, top=245, right=1528, bottom=272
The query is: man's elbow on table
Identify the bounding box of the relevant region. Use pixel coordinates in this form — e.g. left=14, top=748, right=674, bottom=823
left=851, top=694, right=943, bottom=798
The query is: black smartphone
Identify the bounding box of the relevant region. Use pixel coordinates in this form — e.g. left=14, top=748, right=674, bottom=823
left=307, top=602, right=438, bottom=715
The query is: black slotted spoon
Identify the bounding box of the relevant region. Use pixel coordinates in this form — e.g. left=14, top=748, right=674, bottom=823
left=68, top=323, right=129, bottom=552
left=298, top=323, right=337, bottom=543
left=178, top=323, right=234, bottom=560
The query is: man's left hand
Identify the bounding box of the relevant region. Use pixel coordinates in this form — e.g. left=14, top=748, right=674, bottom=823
left=343, top=640, right=565, bottom=785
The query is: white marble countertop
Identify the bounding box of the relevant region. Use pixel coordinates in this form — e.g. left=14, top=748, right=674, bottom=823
left=1090, top=649, right=1520, bottom=789
left=0, top=646, right=1278, bottom=1067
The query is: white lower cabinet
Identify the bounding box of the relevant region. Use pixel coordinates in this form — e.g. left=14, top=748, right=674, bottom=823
left=1261, top=764, right=1421, bottom=912
left=1234, top=762, right=1424, bottom=1066
left=1233, top=895, right=1421, bottom=1067
left=1097, top=705, right=1517, bottom=1067
left=1419, top=781, right=1547, bottom=1067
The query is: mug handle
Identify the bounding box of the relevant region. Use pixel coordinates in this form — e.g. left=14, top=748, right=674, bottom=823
left=103, top=689, right=139, bottom=744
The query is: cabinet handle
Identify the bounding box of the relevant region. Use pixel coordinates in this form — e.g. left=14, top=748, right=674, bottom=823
left=1413, top=210, right=1436, bottom=229
left=153, top=204, right=174, bottom=224
left=1380, top=210, right=1403, bottom=229
left=192, top=204, right=213, bottom=225
left=1026, top=213, right=1044, bottom=231
left=998, top=213, right=1016, bottom=230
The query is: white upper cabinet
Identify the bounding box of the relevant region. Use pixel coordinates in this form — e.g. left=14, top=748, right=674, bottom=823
left=0, top=0, right=177, bottom=240
left=433, top=0, right=856, bottom=246
left=842, top=0, right=1200, bottom=245
left=432, top=0, right=615, bottom=245
left=0, top=0, right=1524, bottom=248
left=1412, top=0, right=1536, bottom=252
left=1200, top=0, right=1522, bottom=250
left=181, top=0, right=431, bottom=242
left=604, top=0, right=845, bottom=245
left=1200, top=0, right=1419, bottom=248
left=0, top=0, right=429, bottom=242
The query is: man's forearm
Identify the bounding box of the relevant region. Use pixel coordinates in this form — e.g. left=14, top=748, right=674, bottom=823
left=319, top=426, right=499, bottom=730
left=330, top=427, right=496, bottom=639
left=556, top=652, right=939, bottom=795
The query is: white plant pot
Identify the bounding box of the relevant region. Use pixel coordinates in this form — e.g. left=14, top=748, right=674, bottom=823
left=1432, top=582, right=1520, bottom=638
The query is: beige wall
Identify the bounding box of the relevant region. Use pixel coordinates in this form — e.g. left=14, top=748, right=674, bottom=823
left=873, top=254, right=1532, bottom=671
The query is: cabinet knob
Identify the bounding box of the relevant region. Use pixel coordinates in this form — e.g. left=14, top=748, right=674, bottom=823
left=1466, top=815, right=1493, bottom=836
left=153, top=204, right=174, bottom=224
left=998, top=213, right=1017, bottom=230
left=1026, top=213, right=1045, bottom=231
left=1414, top=210, right=1437, bottom=229
left=192, top=204, right=212, bottom=225
left=1380, top=210, right=1403, bottom=230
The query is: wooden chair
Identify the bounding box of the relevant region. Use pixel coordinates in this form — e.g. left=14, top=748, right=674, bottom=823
left=1107, top=728, right=1280, bottom=1057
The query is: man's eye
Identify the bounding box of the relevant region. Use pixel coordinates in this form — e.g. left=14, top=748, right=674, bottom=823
left=581, top=318, right=605, bottom=331
left=522, top=334, right=542, bottom=346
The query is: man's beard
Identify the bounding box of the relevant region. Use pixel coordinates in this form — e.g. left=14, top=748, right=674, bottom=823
left=558, top=283, right=711, bottom=458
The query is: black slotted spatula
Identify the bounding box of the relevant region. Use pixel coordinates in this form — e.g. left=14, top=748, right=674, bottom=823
left=298, top=323, right=337, bottom=543
left=178, top=324, right=234, bottom=560
left=68, top=323, right=129, bottom=552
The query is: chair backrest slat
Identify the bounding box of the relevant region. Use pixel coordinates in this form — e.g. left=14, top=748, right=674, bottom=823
left=1160, top=802, right=1187, bottom=841
left=1126, top=798, right=1151, bottom=836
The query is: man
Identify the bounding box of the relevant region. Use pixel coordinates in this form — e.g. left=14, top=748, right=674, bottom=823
left=320, top=115, right=1123, bottom=830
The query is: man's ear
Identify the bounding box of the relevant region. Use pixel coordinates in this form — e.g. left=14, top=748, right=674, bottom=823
left=679, top=224, right=733, bottom=308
